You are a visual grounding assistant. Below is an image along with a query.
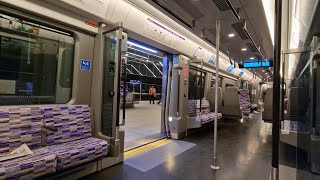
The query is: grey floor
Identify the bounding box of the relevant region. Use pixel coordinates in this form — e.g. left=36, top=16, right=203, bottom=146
left=120, top=101, right=164, bottom=150
left=84, top=112, right=274, bottom=180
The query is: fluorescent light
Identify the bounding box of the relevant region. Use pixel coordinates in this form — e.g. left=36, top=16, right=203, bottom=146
left=169, top=117, right=173, bottom=122
left=127, top=41, right=158, bottom=53
left=250, top=57, right=254, bottom=59
left=159, top=62, right=163, bottom=67
left=228, top=33, right=235, bottom=37
left=241, top=48, right=247, bottom=51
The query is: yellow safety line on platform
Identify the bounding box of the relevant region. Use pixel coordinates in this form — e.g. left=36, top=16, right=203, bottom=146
left=124, top=139, right=171, bottom=159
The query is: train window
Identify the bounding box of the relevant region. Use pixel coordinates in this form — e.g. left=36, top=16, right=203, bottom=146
left=211, top=77, right=222, bottom=87
left=0, top=13, right=75, bottom=105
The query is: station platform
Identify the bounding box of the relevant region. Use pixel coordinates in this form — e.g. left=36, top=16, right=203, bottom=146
left=120, top=101, right=165, bottom=150
left=83, top=113, right=272, bottom=180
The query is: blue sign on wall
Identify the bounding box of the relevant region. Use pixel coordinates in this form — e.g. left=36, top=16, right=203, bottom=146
left=208, top=54, right=216, bottom=64
left=226, top=65, right=234, bottom=73
left=80, top=59, right=91, bottom=71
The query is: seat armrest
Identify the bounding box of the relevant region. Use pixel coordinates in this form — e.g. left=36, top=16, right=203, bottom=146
left=41, top=126, right=58, bottom=146
left=42, top=125, right=58, bottom=133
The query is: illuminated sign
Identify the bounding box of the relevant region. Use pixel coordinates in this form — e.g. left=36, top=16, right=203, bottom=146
left=240, top=60, right=272, bottom=68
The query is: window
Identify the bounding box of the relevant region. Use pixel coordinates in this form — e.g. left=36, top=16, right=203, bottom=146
left=0, top=13, right=75, bottom=105
left=188, top=69, right=205, bottom=99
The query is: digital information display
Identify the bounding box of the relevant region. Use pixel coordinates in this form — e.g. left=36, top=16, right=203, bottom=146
left=240, top=60, right=272, bottom=68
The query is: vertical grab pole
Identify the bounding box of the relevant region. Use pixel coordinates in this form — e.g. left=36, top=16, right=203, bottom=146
left=271, top=0, right=282, bottom=179
left=210, top=19, right=220, bottom=170
left=200, top=60, right=203, bottom=113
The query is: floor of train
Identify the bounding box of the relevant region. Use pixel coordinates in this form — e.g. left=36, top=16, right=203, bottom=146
left=84, top=113, right=272, bottom=180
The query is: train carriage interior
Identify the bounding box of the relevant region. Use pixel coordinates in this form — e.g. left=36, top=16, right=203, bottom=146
left=0, top=0, right=319, bottom=180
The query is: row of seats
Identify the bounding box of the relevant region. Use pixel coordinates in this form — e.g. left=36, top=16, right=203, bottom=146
left=282, top=120, right=304, bottom=132
left=187, top=99, right=222, bottom=127
left=222, top=87, right=257, bottom=118
left=0, top=105, right=108, bottom=179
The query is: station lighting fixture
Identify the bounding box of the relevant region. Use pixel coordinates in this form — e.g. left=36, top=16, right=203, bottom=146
left=250, top=57, right=254, bottom=59
left=241, top=48, right=247, bottom=51
left=228, top=33, right=235, bottom=37
left=127, top=41, right=158, bottom=53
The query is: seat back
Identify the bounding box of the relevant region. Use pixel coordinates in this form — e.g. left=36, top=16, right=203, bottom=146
left=196, top=99, right=211, bottom=115
left=239, top=89, right=251, bottom=114
left=0, top=107, right=42, bottom=154
left=262, top=88, right=273, bottom=122
left=187, top=99, right=212, bottom=117
left=207, top=87, right=222, bottom=112
left=187, top=100, right=197, bottom=117
left=222, top=87, right=242, bottom=118
left=41, top=105, right=92, bottom=145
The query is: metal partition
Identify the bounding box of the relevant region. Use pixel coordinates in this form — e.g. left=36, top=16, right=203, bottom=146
left=91, top=23, right=127, bottom=157
left=168, top=55, right=189, bottom=139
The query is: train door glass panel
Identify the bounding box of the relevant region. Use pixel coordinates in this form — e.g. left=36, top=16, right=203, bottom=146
left=0, top=13, right=74, bottom=105
left=102, top=29, right=126, bottom=137
left=120, top=39, right=167, bottom=150
left=188, top=68, right=206, bottom=100
left=279, top=50, right=320, bottom=178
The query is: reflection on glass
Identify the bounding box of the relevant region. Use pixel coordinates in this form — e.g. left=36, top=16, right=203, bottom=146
left=0, top=13, right=74, bottom=105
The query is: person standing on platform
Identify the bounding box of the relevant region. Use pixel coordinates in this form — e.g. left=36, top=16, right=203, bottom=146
left=149, top=86, right=156, bottom=104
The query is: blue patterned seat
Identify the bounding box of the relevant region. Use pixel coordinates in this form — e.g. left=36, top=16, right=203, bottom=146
left=0, top=148, right=56, bottom=179
left=46, top=137, right=108, bottom=169
left=0, top=107, right=56, bottom=179
left=41, top=105, right=108, bottom=170
left=188, top=100, right=222, bottom=125
left=239, top=89, right=251, bottom=115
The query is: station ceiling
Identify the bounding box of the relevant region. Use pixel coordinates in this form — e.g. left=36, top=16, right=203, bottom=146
left=146, top=0, right=274, bottom=81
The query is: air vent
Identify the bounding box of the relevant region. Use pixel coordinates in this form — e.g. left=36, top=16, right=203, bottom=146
left=231, top=22, right=248, bottom=40
left=211, top=0, right=230, bottom=11
left=246, top=42, right=257, bottom=52
left=172, top=0, right=204, bottom=19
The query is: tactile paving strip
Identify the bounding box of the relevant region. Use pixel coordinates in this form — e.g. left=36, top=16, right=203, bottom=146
left=125, top=140, right=196, bottom=172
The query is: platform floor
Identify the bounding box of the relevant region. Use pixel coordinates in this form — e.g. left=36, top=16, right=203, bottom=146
left=84, top=113, right=273, bottom=180
left=120, top=101, right=164, bottom=150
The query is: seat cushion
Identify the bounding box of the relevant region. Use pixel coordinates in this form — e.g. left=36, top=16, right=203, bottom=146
left=0, top=148, right=56, bottom=179
left=195, top=113, right=222, bottom=124
left=46, top=137, right=108, bottom=170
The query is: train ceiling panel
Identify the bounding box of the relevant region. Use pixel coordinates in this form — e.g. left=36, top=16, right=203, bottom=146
left=146, top=0, right=273, bottom=80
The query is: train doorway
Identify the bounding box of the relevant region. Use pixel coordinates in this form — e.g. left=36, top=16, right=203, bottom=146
left=120, top=39, right=169, bottom=150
